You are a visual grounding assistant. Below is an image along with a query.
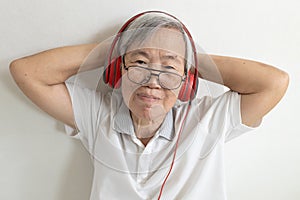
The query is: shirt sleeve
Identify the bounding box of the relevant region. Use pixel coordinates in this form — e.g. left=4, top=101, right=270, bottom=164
left=64, top=82, right=103, bottom=151
left=223, top=91, right=260, bottom=142
left=196, top=91, right=260, bottom=143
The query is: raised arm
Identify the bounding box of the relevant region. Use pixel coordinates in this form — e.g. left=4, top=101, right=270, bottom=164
left=9, top=43, right=99, bottom=129
left=198, top=54, right=289, bottom=127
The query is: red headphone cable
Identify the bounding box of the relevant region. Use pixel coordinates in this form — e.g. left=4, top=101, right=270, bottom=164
left=157, top=101, right=191, bottom=200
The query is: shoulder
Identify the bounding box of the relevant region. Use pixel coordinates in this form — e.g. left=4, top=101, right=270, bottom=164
left=186, top=90, right=240, bottom=115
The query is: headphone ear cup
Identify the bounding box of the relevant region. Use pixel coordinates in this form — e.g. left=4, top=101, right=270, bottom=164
left=178, top=70, right=198, bottom=101
left=103, top=57, right=122, bottom=88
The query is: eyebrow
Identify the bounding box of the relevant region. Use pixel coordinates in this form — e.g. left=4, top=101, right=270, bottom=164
left=161, top=54, right=178, bottom=60
left=127, top=50, right=182, bottom=62
left=127, top=50, right=150, bottom=59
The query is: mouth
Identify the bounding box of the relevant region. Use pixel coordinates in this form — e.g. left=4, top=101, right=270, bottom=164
left=136, top=93, right=161, bottom=102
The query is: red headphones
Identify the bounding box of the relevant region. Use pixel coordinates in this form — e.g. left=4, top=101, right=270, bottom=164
left=103, top=11, right=199, bottom=102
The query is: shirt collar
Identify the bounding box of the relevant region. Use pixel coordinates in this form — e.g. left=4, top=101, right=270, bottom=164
left=113, top=101, right=175, bottom=141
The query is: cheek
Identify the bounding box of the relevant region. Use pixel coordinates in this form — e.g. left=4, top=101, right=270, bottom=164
left=121, top=75, right=135, bottom=106
left=163, top=88, right=180, bottom=109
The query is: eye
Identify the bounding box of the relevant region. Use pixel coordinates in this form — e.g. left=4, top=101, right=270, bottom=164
left=164, top=65, right=176, bottom=70
left=135, top=60, right=147, bottom=65
left=163, top=65, right=183, bottom=75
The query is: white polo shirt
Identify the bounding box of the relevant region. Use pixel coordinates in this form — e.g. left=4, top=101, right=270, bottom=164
left=65, top=82, right=256, bottom=200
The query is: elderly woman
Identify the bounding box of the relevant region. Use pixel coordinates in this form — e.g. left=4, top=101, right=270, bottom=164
left=10, top=11, right=288, bottom=200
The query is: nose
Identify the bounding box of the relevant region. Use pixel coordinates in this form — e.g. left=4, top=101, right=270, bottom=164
left=145, top=73, right=161, bottom=89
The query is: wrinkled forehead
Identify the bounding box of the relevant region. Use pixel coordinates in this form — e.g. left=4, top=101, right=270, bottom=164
left=119, top=27, right=187, bottom=59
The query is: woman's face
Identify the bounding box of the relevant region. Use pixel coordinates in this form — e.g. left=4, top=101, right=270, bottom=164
left=121, top=28, right=186, bottom=122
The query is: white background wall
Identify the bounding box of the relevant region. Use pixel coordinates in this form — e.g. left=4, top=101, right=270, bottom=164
left=1, top=0, right=299, bottom=199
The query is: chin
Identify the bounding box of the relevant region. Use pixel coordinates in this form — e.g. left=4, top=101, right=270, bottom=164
left=130, top=101, right=167, bottom=122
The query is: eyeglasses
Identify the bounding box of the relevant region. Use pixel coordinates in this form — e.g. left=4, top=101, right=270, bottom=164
left=123, top=65, right=186, bottom=90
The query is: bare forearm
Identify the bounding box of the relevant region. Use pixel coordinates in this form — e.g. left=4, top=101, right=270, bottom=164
left=10, top=43, right=98, bottom=86
left=199, top=54, right=288, bottom=95
left=9, top=43, right=108, bottom=128
left=197, top=54, right=289, bottom=126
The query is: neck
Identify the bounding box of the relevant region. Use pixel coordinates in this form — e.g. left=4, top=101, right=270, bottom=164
left=130, top=112, right=166, bottom=141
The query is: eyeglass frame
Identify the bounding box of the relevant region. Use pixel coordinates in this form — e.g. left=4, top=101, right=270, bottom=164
left=122, top=57, right=187, bottom=90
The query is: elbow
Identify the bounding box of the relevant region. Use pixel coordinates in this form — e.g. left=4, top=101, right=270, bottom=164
left=277, top=70, right=289, bottom=93
left=9, top=59, right=22, bottom=80
left=9, top=58, right=29, bottom=84
left=282, top=71, right=289, bottom=88
left=270, top=69, right=289, bottom=99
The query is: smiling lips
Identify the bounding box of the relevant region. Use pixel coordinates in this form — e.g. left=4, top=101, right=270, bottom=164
left=137, top=93, right=161, bottom=102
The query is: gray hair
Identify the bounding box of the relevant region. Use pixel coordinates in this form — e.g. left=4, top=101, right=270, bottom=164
left=116, top=13, right=194, bottom=72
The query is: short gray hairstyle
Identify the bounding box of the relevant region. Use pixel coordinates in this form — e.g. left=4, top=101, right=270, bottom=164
left=116, top=12, right=194, bottom=72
